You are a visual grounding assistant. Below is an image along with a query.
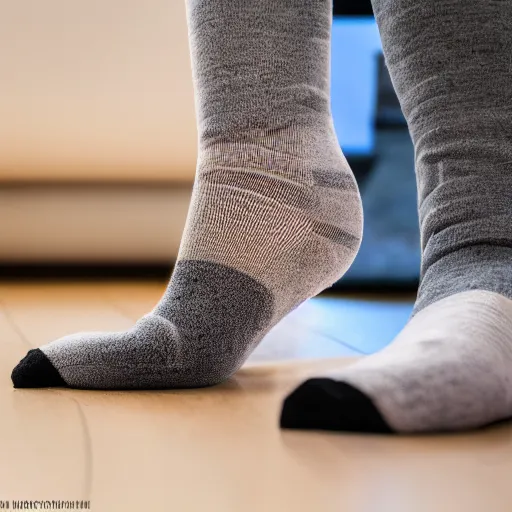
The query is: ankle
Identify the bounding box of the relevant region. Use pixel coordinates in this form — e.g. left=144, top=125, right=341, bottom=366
left=416, top=245, right=512, bottom=314
left=199, top=121, right=351, bottom=183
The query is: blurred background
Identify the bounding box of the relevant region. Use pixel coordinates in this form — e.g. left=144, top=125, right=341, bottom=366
left=0, top=0, right=419, bottom=290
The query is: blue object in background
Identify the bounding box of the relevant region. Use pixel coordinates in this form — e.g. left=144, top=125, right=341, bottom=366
left=331, top=17, right=382, bottom=157
left=330, top=16, right=421, bottom=288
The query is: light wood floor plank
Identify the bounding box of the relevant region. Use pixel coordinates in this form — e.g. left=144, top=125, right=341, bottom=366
left=0, top=283, right=134, bottom=348
left=1, top=283, right=512, bottom=511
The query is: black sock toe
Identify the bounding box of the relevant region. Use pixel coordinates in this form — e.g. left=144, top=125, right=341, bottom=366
left=12, top=349, right=67, bottom=388
left=280, top=378, right=394, bottom=434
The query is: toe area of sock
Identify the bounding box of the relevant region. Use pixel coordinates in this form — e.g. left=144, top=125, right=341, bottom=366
left=280, top=378, right=394, bottom=434
left=12, top=349, right=68, bottom=388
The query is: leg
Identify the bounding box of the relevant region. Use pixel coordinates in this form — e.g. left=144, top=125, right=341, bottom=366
left=281, top=0, right=512, bottom=433
left=12, top=0, right=362, bottom=389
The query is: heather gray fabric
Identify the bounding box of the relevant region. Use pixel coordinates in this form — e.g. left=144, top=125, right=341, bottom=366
left=47, top=262, right=275, bottom=389
left=11, top=0, right=362, bottom=389
left=282, top=0, right=512, bottom=433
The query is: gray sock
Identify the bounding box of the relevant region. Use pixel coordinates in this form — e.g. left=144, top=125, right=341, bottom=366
left=281, top=0, right=512, bottom=433
left=12, top=0, right=362, bottom=389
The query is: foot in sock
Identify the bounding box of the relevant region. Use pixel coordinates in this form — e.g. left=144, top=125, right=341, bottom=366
left=11, top=0, right=362, bottom=389
left=281, top=0, right=512, bottom=433
left=281, top=289, right=512, bottom=433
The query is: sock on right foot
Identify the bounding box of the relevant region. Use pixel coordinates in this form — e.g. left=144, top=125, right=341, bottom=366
left=281, top=0, right=512, bottom=434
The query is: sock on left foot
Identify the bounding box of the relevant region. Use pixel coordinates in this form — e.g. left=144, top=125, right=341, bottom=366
left=11, top=0, right=362, bottom=390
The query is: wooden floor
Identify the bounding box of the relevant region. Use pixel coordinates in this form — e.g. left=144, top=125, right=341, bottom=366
left=1, top=282, right=512, bottom=511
